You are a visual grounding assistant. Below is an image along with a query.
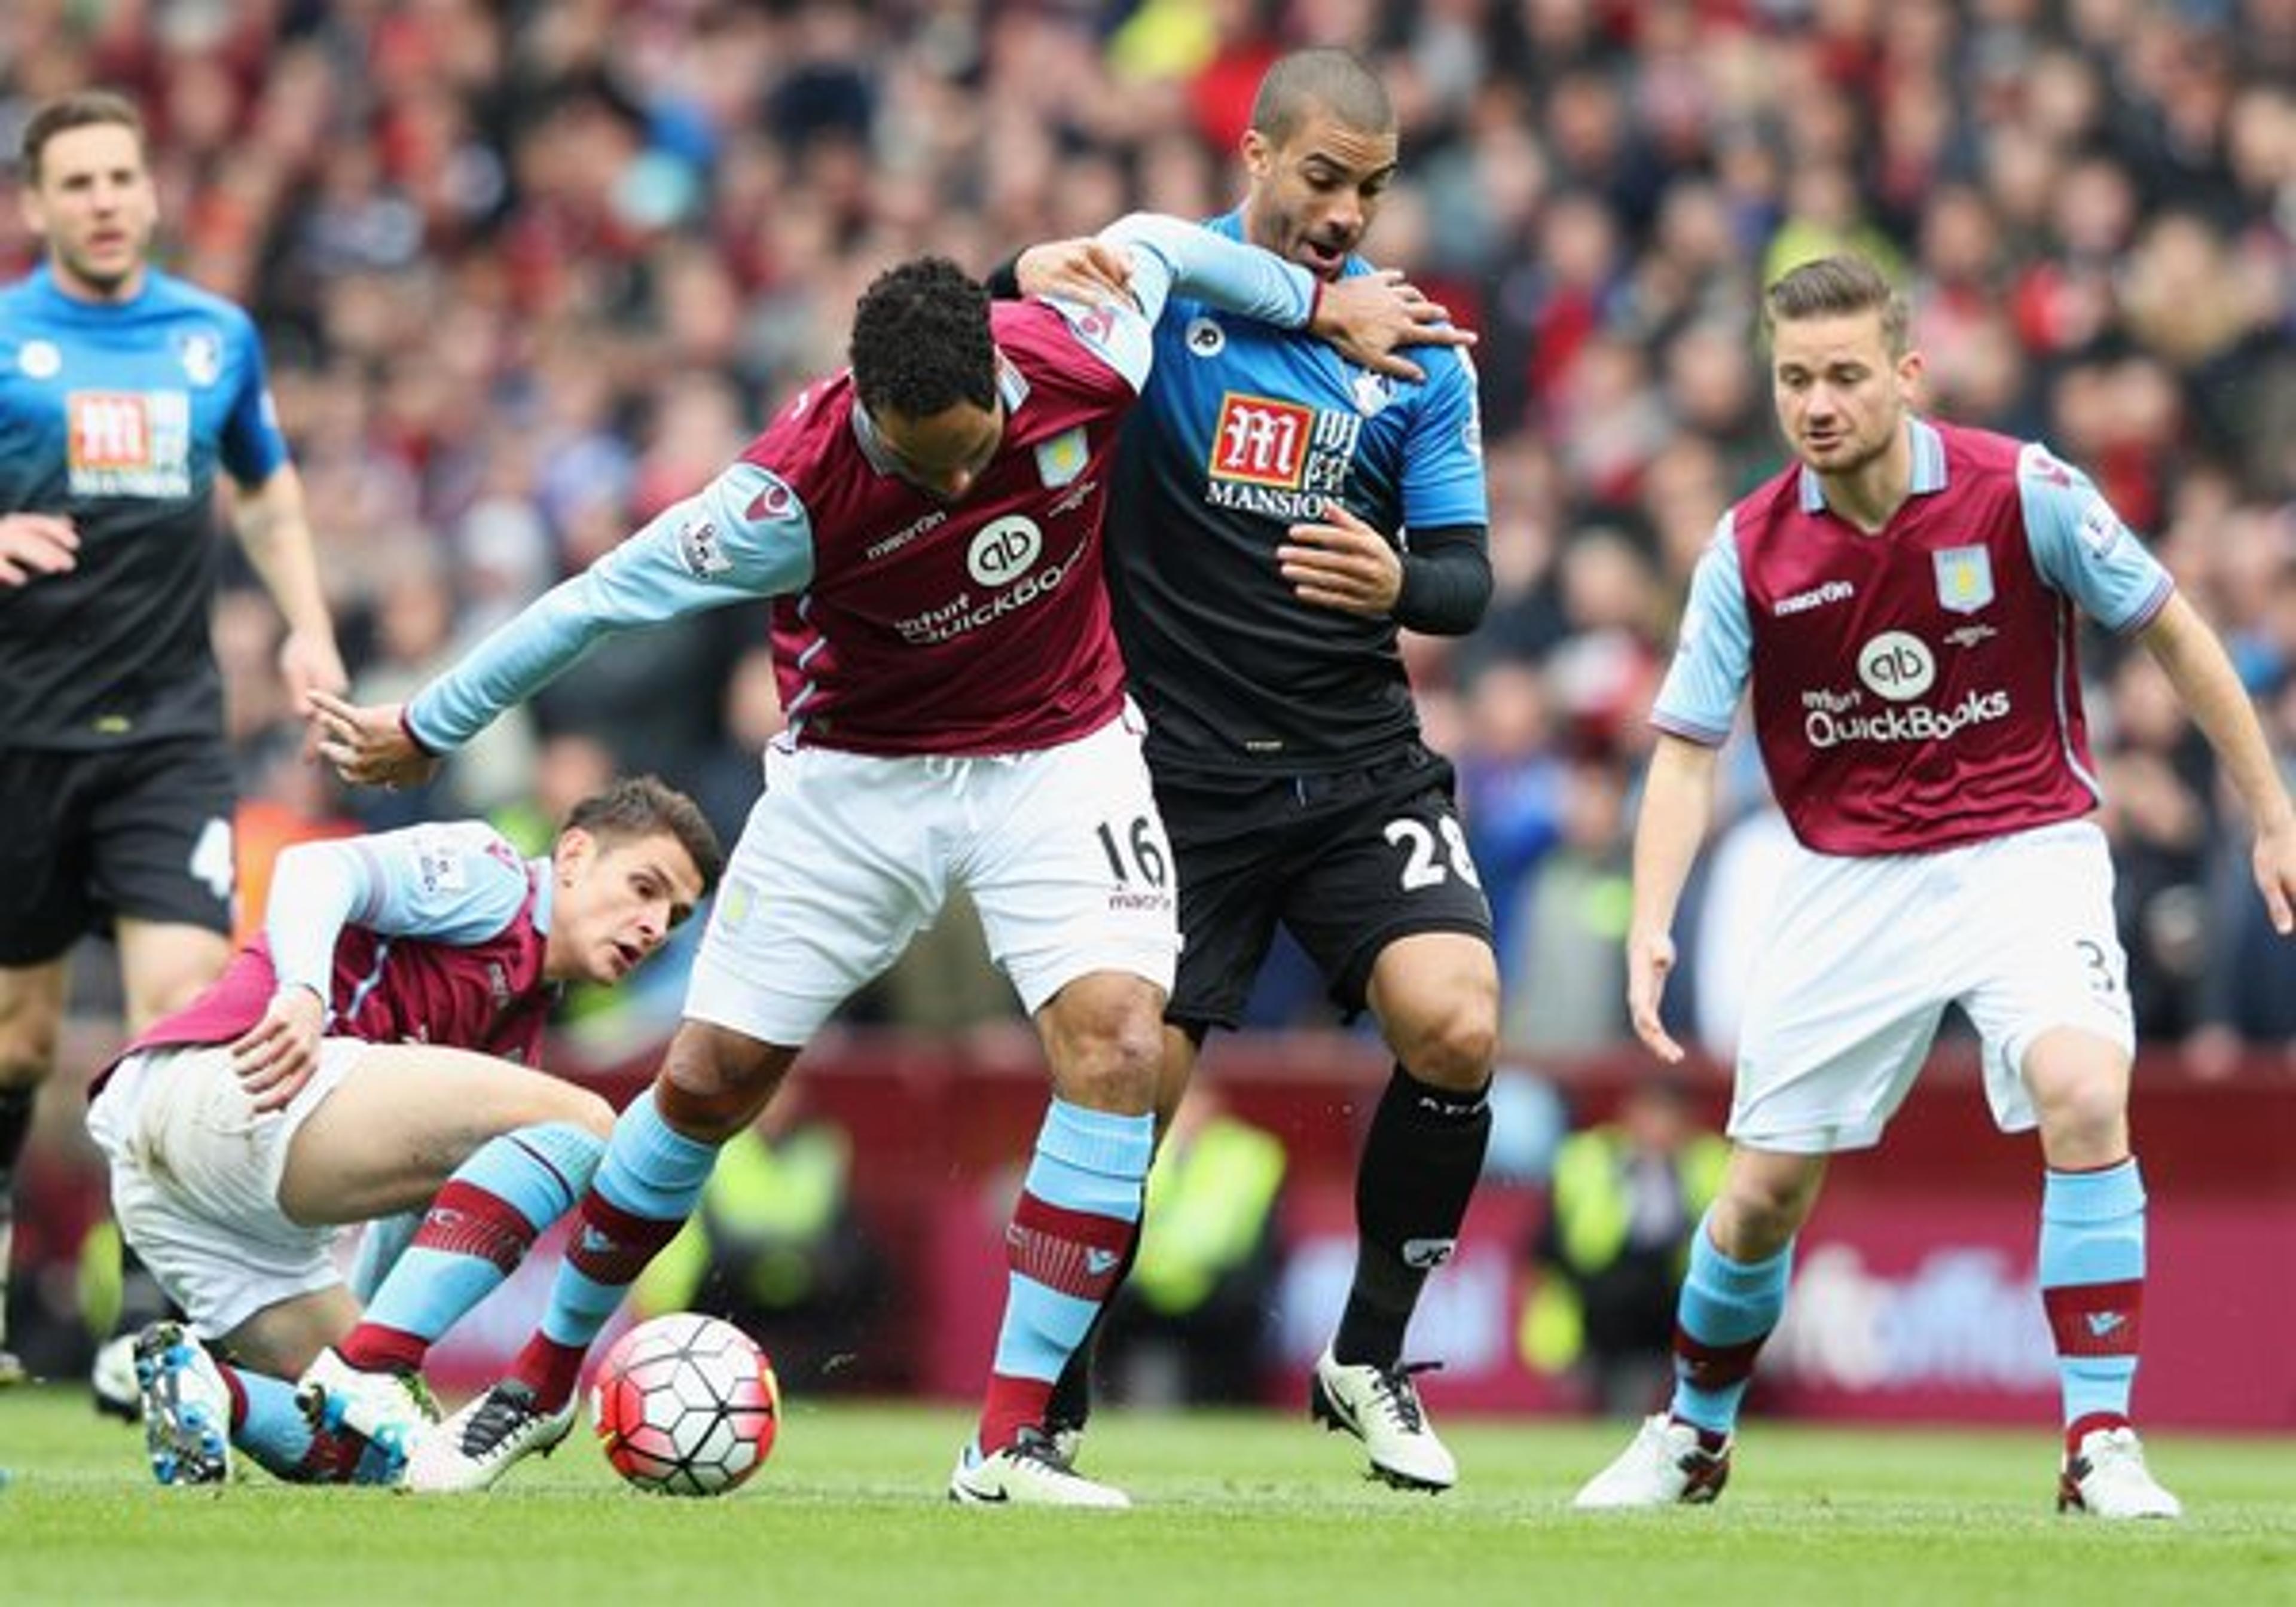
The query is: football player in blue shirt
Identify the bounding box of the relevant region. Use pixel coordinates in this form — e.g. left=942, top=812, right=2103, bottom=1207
left=1013, top=48, right=1495, bottom=1492
left=0, top=90, right=345, bottom=1390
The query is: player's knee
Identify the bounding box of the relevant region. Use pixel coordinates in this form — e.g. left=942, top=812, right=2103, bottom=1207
left=1054, top=1000, right=1164, bottom=1114
left=2035, top=1078, right=2129, bottom=1159
left=554, top=1084, right=616, bottom=1140
left=1394, top=994, right=1498, bottom=1093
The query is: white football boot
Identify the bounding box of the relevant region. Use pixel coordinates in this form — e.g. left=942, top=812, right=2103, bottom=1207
left=295, top=1346, right=440, bottom=1465
left=1309, top=1345, right=1457, bottom=1492
left=404, top=1379, right=576, bottom=1493
left=949, top=1426, right=1130, bottom=1508
left=1573, top=1413, right=1734, bottom=1509
left=2059, top=1425, right=2182, bottom=1519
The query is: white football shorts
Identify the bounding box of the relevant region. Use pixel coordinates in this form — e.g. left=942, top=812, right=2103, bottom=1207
left=684, top=706, right=1180, bottom=1046
left=1729, top=818, right=2134, bottom=1153
left=86, top=1038, right=368, bottom=1338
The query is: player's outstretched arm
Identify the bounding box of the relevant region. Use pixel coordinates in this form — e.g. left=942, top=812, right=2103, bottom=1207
left=1626, top=734, right=1721, bottom=1064
left=2140, top=592, right=2296, bottom=934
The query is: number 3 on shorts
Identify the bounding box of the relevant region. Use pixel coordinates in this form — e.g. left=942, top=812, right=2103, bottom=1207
left=1384, top=815, right=1482, bottom=892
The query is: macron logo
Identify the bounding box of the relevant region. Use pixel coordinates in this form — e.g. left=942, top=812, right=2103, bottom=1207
left=2086, top=1312, right=2127, bottom=1339
left=1773, top=579, right=1855, bottom=617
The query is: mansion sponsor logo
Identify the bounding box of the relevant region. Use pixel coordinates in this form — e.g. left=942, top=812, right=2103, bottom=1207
left=1204, top=391, right=1358, bottom=520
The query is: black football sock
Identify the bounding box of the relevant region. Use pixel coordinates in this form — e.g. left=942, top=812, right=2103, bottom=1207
left=1333, top=1064, right=1491, bottom=1367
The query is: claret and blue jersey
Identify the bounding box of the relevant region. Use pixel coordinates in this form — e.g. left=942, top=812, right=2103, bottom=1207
left=1653, top=417, right=2176, bottom=856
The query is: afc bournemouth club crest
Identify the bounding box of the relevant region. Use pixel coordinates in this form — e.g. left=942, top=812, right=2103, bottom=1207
left=1934, top=545, right=1994, bottom=615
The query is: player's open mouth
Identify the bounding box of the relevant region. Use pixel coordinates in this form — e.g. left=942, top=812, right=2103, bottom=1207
left=1299, top=238, right=1347, bottom=274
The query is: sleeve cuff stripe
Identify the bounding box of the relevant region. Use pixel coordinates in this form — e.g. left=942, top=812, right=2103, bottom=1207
left=1651, top=712, right=1731, bottom=746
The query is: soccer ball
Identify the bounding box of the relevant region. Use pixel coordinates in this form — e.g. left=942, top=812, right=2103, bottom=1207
left=590, top=1312, right=781, bottom=1496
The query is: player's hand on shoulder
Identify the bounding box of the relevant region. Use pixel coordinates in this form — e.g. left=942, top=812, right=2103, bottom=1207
left=1278, top=499, right=1403, bottom=619
left=0, top=512, right=79, bottom=587
left=309, top=689, right=441, bottom=791
left=1017, top=238, right=1134, bottom=307
left=1309, top=269, right=1476, bottom=383
left=232, top=983, right=326, bottom=1114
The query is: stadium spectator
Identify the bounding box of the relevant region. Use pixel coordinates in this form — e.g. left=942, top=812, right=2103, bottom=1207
left=1522, top=1076, right=1727, bottom=1419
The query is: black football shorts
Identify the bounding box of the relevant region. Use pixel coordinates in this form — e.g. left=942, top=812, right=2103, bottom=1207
left=1157, top=743, right=1495, bottom=1031
left=0, top=737, right=236, bottom=964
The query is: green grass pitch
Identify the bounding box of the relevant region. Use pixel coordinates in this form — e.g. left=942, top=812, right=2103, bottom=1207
left=3, top=1385, right=2291, bottom=1606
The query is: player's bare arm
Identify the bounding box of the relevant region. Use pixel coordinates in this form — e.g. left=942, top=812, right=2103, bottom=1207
left=233, top=463, right=348, bottom=711
left=1277, top=499, right=1403, bottom=618
left=0, top=511, right=80, bottom=586
left=307, top=690, right=439, bottom=790
left=1625, top=732, right=1721, bottom=1065
left=2138, top=591, right=2296, bottom=934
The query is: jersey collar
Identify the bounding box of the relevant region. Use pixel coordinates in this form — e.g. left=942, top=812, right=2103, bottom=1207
left=1797, top=416, right=1947, bottom=514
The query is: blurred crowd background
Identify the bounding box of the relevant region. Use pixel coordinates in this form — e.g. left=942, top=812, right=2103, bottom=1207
left=4, top=0, right=2292, bottom=1068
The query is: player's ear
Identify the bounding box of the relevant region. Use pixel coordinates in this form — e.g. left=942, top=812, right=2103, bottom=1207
left=554, top=825, right=597, bottom=887
left=1241, top=129, right=1272, bottom=179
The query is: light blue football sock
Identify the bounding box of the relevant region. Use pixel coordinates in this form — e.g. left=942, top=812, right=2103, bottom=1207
left=991, top=1099, right=1152, bottom=1386
left=2040, top=1159, right=2146, bottom=1427
left=360, top=1122, right=603, bottom=1346
left=538, top=1089, right=720, bottom=1352
left=1669, top=1215, right=1794, bottom=1436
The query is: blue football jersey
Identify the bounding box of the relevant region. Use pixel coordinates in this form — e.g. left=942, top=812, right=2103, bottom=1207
left=0, top=264, right=288, bottom=747
left=1104, top=209, right=1488, bottom=773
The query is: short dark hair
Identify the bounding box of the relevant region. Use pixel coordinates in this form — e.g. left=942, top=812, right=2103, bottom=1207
left=563, top=775, right=725, bottom=899
left=1250, top=48, right=1394, bottom=146
left=848, top=256, right=997, bottom=418
left=1764, top=254, right=1910, bottom=356
left=21, top=89, right=146, bottom=184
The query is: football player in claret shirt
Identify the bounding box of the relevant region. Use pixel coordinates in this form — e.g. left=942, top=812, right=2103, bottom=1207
left=1573, top=254, right=2296, bottom=1520
left=0, top=89, right=344, bottom=1394
left=310, top=224, right=1464, bottom=1504
left=86, top=777, right=720, bottom=1486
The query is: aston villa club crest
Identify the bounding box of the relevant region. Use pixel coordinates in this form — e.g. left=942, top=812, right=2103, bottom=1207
left=1034, top=426, right=1088, bottom=488
left=1934, top=545, right=1994, bottom=615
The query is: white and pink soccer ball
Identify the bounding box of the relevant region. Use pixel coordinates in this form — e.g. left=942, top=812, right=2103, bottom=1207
left=590, top=1313, right=781, bottom=1496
